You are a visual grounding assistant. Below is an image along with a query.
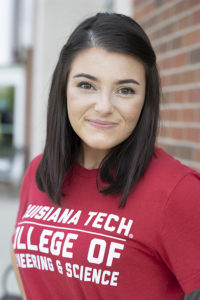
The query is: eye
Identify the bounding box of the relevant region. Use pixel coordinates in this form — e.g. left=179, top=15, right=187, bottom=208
left=118, top=87, right=135, bottom=95
left=77, top=81, right=94, bottom=90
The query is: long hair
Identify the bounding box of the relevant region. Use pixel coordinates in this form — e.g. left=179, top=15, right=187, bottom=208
left=36, top=12, right=160, bottom=208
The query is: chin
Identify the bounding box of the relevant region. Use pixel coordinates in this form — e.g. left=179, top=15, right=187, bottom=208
left=88, top=143, right=113, bottom=151
left=85, top=139, right=120, bottom=151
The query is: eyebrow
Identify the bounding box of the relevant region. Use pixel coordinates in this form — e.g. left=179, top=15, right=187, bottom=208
left=73, top=73, right=140, bottom=86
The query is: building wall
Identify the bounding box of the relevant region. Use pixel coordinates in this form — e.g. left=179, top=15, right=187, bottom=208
left=133, top=0, right=200, bottom=171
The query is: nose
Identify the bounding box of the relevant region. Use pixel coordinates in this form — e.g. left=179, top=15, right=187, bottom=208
left=94, top=92, right=114, bottom=114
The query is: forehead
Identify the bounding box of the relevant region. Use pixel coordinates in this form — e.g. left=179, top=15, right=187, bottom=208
left=68, top=47, right=146, bottom=83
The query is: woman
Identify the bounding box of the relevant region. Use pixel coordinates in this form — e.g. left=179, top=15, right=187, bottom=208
left=11, top=12, right=200, bottom=300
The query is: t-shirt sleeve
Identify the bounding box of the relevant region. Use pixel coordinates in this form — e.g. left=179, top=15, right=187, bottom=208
left=157, top=171, right=200, bottom=294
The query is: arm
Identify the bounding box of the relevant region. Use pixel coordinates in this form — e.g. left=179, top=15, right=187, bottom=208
left=11, top=243, right=27, bottom=300
left=158, top=171, right=200, bottom=294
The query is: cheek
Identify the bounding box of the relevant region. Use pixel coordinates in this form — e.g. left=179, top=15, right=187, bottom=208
left=67, top=91, right=91, bottom=136
left=67, top=89, right=89, bottom=116
left=122, top=100, right=144, bottom=126
left=67, top=89, right=76, bottom=110
left=67, top=92, right=79, bottom=129
left=67, top=90, right=81, bottom=120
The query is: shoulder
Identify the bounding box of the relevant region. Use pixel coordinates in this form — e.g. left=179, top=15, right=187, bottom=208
left=154, top=153, right=200, bottom=294
left=23, top=153, right=43, bottom=181
left=143, top=147, right=199, bottom=194
left=149, top=147, right=194, bottom=175
left=28, top=153, right=43, bottom=170
left=30, top=153, right=43, bottom=167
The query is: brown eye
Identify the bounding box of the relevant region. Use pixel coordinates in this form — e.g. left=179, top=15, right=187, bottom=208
left=77, top=82, right=94, bottom=90
left=118, top=88, right=135, bottom=95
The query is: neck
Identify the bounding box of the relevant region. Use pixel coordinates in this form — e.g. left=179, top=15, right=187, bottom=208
left=78, top=143, right=109, bottom=169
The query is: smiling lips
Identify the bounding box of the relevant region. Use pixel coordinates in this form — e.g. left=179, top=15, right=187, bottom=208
left=86, top=119, right=118, bottom=129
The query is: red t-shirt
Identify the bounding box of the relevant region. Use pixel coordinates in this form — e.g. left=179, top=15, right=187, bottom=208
left=12, top=147, right=200, bottom=300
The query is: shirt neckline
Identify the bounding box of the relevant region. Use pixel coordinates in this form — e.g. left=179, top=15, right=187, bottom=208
left=73, top=163, right=98, bottom=178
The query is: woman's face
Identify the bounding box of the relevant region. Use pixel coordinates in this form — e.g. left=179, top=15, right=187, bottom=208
left=67, top=47, right=146, bottom=155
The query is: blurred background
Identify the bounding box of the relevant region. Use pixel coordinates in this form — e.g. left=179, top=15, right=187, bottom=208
left=0, top=0, right=199, bottom=298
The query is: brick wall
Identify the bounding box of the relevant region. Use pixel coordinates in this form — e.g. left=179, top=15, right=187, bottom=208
left=133, top=0, right=200, bottom=171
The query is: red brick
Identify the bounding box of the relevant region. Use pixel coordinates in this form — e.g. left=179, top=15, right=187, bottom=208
left=141, top=14, right=158, bottom=29
left=194, top=149, right=200, bottom=161
left=154, top=35, right=184, bottom=54
left=182, top=70, right=196, bottom=84
left=157, top=56, right=174, bottom=69
left=135, top=0, right=142, bottom=6
left=169, top=127, right=185, bottom=140
left=180, top=109, right=196, bottom=122
left=155, top=0, right=166, bottom=8
left=188, top=0, right=200, bottom=8
left=134, top=0, right=200, bottom=167
left=196, top=68, right=200, bottom=81
left=189, top=48, right=200, bottom=64
left=142, top=5, right=174, bottom=29
left=161, top=90, right=185, bottom=103
left=134, top=0, right=151, bottom=7
left=144, top=3, right=200, bottom=34
left=159, top=109, right=167, bottom=120
left=162, top=69, right=200, bottom=86
left=194, top=109, right=200, bottom=122
left=191, top=9, right=200, bottom=26
left=171, top=90, right=185, bottom=103
left=184, top=30, right=200, bottom=46
left=174, top=53, right=187, bottom=67
left=154, top=42, right=169, bottom=55
left=186, top=89, right=200, bottom=102
left=178, top=15, right=190, bottom=30
left=160, top=75, right=167, bottom=87
left=172, top=37, right=184, bottom=50
left=162, top=92, right=171, bottom=103
left=160, top=109, right=179, bottom=121
left=160, top=75, right=167, bottom=86
left=184, top=128, right=200, bottom=142
left=160, top=126, right=199, bottom=142
left=134, top=2, right=154, bottom=20
left=174, top=1, right=187, bottom=14
left=158, top=124, right=170, bottom=138
left=158, top=53, right=187, bottom=69
left=161, top=6, right=174, bottom=21
left=159, top=130, right=200, bottom=147
left=152, top=23, right=176, bottom=41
